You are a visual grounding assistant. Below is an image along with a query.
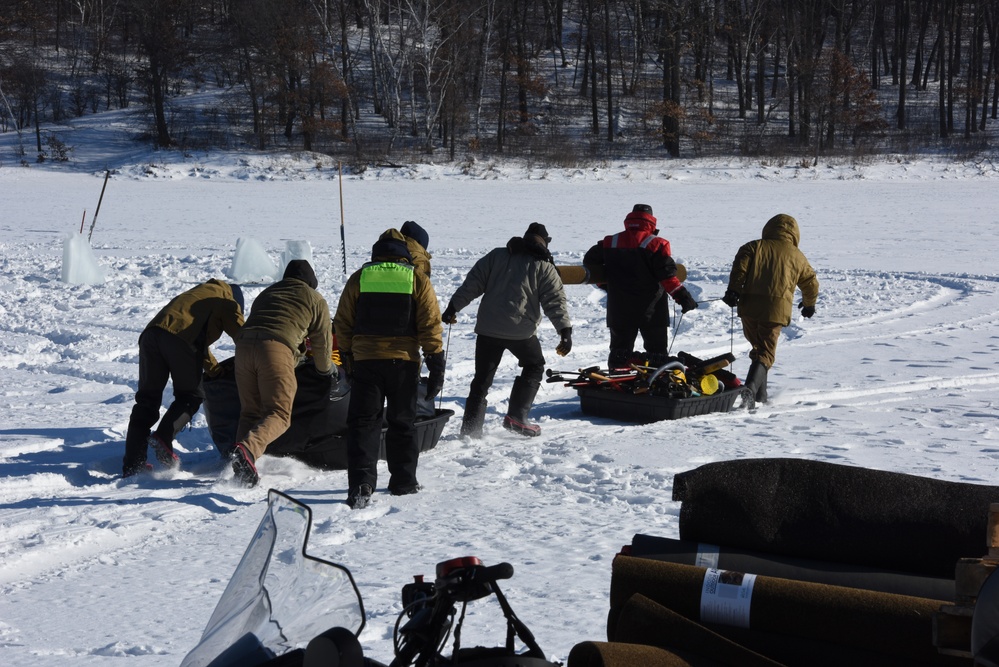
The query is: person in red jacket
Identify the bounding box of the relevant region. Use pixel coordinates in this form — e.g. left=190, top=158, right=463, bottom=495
left=584, top=204, right=698, bottom=369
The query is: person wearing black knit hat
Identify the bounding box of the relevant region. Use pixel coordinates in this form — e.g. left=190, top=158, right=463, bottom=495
left=441, top=223, right=571, bottom=438
left=583, top=203, right=698, bottom=368
left=230, top=259, right=333, bottom=487
left=400, top=220, right=433, bottom=276
left=123, top=279, right=244, bottom=477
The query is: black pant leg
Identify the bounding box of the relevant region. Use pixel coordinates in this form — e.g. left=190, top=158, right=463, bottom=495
left=383, top=359, right=420, bottom=493
left=467, top=335, right=507, bottom=402
left=346, top=360, right=386, bottom=491
left=124, top=328, right=170, bottom=466
left=154, top=330, right=205, bottom=443
left=639, top=297, right=670, bottom=354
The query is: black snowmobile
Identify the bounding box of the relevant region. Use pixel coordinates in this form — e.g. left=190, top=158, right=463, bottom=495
left=180, top=490, right=560, bottom=667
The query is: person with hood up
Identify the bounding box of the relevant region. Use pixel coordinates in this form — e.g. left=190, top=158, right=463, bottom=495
left=441, top=223, right=571, bottom=439
left=231, top=259, right=333, bottom=487
left=123, top=279, right=244, bottom=477
left=583, top=204, right=698, bottom=369
left=723, top=213, right=819, bottom=404
left=334, top=229, right=444, bottom=509
left=401, top=219, right=432, bottom=276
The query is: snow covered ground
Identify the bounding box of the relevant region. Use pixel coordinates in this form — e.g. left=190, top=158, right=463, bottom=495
left=2, top=116, right=999, bottom=665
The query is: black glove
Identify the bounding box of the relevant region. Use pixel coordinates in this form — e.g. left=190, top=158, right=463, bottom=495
left=441, top=303, right=458, bottom=324
left=673, top=286, right=698, bottom=313
left=722, top=289, right=740, bottom=308
left=340, top=352, right=354, bottom=380
left=556, top=327, right=572, bottom=357
left=424, top=351, right=446, bottom=399
left=799, top=302, right=815, bottom=318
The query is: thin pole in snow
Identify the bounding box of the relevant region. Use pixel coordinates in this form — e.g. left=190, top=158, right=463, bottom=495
left=338, top=162, right=347, bottom=276
left=79, top=209, right=86, bottom=234
left=438, top=323, right=451, bottom=411
left=87, top=170, right=110, bottom=243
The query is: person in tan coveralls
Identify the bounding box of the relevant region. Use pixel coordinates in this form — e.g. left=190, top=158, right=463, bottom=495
left=231, top=259, right=333, bottom=487
left=723, top=213, right=819, bottom=404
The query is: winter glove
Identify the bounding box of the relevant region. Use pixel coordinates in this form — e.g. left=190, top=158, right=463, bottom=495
left=340, top=352, right=354, bottom=380
left=673, top=286, right=699, bottom=313
left=441, top=303, right=458, bottom=324
left=722, top=289, right=740, bottom=308
left=556, top=327, right=572, bottom=357
left=326, top=367, right=341, bottom=400
left=424, top=351, right=446, bottom=399
left=799, top=302, right=815, bottom=318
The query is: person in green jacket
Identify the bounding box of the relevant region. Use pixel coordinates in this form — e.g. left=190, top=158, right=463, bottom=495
left=123, top=278, right=244, bottom=477
left=723, top=213, right=819, bottom=404
left=232, top=259, right=334, bottom=487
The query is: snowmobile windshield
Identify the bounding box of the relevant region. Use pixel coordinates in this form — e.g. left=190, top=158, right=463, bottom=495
left=179, top=490, right=365, bottom=667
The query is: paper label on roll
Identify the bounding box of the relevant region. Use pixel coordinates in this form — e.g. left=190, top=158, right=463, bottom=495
left=700, top=568, right=756, bottom=628
left=695, top=543, right=720, bottom=569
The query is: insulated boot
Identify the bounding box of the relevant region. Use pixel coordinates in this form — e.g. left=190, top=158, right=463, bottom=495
left=460, top=396, right=487, bottom=438
left=645, top=351, right=674, bottom=368
left=608, top=349, right=633, bottom=370
left=148, top=433, right=180, bottom=469
left=230, top=442, right=259, bottom=487
left=504, top=376, right=541, bottom=437
left=745, top=360, right=769, bottom=405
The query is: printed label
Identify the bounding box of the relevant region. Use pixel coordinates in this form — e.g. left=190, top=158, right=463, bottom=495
left=700, top=568, right=756, bottom=628
left=694, top=543, right=720, bottom=569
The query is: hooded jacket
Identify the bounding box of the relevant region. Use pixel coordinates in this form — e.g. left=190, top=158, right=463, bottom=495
left=401, top=220, right=433, bottom=276
left=239, top=260, right=333, bottom=373
left=334, top=228, right=443, bottom=362
left=728, top=214, right=819, bottom=326
left=583, top=209, right=685, bottom=328
left=148, top=278, right=244, bottom=370
left=449, top=234, right=571, bottom=341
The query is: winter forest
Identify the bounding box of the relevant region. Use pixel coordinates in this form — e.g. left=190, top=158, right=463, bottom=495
left=3, top=0, right=999, bottom=167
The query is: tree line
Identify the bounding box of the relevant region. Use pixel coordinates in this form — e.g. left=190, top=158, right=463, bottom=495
left=1, top=0, right=997, bottom=164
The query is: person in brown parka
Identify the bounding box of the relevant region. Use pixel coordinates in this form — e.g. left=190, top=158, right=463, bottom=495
left=123, top=279, right=244, bottom=477
left=723, top=213, right=819, bottom=404
left=232, top=259, right=334, bottom=487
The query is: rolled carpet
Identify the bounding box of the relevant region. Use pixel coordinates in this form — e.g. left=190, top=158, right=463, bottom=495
left=629, top=534, right=955, bottom=601
left=613, top=593, right=783, bottom=667
left=567, top=641, right=699, bottom=667
left=609, top=554, right=969, bottom=666
left=672, top=458, right=999, bottom=578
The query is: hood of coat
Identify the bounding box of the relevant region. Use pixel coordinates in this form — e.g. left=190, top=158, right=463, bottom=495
left=762, top=213, right=801, bottom=247
left=372, top=228, right=414, bottom=263
left=623, top=210, right=657, bottom=234
left=507, top=235, right=554, bottom=264
left=282, top=259, right=319, bottom=289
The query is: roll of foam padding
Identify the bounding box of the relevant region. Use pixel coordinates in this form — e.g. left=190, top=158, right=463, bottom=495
left=567, top=641, right=698, bottom=667
left=629, top=534, right=955, bottom=601
left=609, top=555, right=969, bottom=666
left=672, top=458, right=999, bottom=578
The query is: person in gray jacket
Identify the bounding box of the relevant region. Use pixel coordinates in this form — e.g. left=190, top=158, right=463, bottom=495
left=442, top=223, right=571, bottom=437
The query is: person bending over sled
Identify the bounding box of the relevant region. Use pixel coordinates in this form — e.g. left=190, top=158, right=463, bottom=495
left=442, top=223, right=571, bottom=438
left=231, top=260, right=335, bottom=487
left=584, top=203, right=698, bottom=369
left=123, top=279, right=244, bottom=477
left=723, top=213, right=819, bottom=404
